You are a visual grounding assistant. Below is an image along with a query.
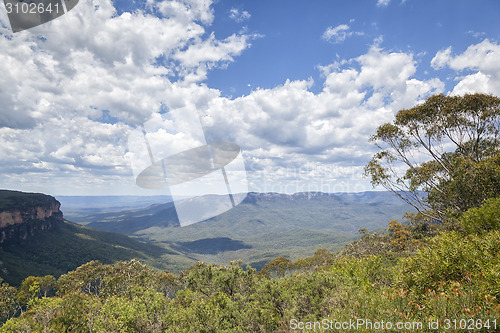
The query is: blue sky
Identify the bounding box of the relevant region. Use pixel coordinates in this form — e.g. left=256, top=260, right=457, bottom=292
left=0, top=0, right=499, bottom=196
left=208, top=0, right=500, bottom=96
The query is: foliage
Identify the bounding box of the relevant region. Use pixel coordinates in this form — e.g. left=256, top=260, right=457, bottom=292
left=2, top=227, right=499, bottom=332
left=16, top=275, right=56, bottom=307
left=339, top=228, right=392, bottom=258
left=0, top=190, right=57, bottom=212
left=0, top=280, right=18, bottom=325
left=56, top=260, right=180, bottom=299
left=400, top=230, right=500, bottom=297
left=339, top=223, right=424, bottom=260
left=0, top=220, right=176, bottom=286
left=460, top=197, right=500, bottom=234
left=260, top=256, right=293, bottom=278
left=365, top=93, right=500, bottom=221
left=293, top=248, right=335, bottom=271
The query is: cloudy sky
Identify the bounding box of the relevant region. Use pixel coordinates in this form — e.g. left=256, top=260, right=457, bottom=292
left=0, top=0, right=499, bottom=196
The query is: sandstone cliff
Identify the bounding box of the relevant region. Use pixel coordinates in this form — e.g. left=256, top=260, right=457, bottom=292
left=0, top=190, right=63, bottom=244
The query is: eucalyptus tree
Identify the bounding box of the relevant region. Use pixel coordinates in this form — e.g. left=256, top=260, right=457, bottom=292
left=365, top=93, right=500, bottom=222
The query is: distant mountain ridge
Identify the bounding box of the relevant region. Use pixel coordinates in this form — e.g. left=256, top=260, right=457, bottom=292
left=57, top=195, right=173, bottom=221
left=0, top=190, right=415, bottom=285
left=83, top=191, right=412, bottom=233
left=76, top=191, right=414, bottom=270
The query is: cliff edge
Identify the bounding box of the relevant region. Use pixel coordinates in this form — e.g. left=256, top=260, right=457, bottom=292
left=0, top=190, right=63, bottom=243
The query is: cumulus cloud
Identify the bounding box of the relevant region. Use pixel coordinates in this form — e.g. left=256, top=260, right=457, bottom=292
left=0, top=0, right=448, bottom=195
left=430, top=47, right=452, bottom=69
left=229, top=8, right=251, bottom=23
left=431, top=39, right=500, bottom=95
left=0, top=0, right=254, bottom=126
left=451, top=72, right=493, bottom=96
left=199, top=45, right=443, bottom=192
left=0, top=0, right=257, bottom=194
left=172, top=32, right=257, bottom=82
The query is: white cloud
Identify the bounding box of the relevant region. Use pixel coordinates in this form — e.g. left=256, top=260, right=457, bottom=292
left=322, top=23, right=363, bottom=44
left=377, top=0, right=391, bottom=7
left=0, top=0, right=237, bottom=126
left=467, top=30, right=487, bottom=39
left=431, top=39, right=500, bottom=95
left=0, top=1, right=448, bottom=195
left=172, top=32, right=257, bottom=82
left=199, top=45, right=443, bottom=192
left=150, top=0, right=214, bottom=25
left=451, top=72, right=493, bottom=96
left=229, top=8, right=251, bottom=23
left=0, top=0, right=255, bottom=125
left=430, top=47, right=452, bottom=69
left=322, top=25, right=350, bottom=43
left=0, top=0, right=258, bottom=195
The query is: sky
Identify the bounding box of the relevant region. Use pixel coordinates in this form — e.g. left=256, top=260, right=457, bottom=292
left=0, top=0, right=499, bottom=196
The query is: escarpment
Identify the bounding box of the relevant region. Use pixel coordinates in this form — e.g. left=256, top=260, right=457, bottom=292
left=0, top=190, right=63, bottom=244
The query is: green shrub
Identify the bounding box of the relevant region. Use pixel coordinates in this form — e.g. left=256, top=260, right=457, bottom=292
left=461, top=197, right=500, bottom=234
left=400, top=230, right=500, bottom=297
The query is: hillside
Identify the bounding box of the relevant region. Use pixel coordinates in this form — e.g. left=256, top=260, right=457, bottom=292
left=0, top=190, right=195, bottom=286
left=0, top=219, right=198, bottom=286
left=0, top=221, right=194, bottom=285
left=0, top=190, right=414, bottom=285
left=75, top=191, right=413, bottom=269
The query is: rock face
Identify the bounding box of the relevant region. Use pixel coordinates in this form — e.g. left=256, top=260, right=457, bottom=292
left=0, top=190, right=63, bottom=244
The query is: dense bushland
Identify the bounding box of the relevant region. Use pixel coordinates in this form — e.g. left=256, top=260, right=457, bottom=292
left=1, top=199, right=499, bottom=332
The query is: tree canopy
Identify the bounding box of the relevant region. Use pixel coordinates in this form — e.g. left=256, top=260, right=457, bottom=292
left=365, top=93, right=500, bottom=222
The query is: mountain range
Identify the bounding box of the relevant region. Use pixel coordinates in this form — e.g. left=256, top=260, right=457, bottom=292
left=1, top=190, right=414, bottom=285
left=67, top=191, right=414, bottom=270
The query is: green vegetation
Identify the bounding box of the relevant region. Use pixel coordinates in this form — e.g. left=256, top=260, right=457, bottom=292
left=460, top=197, right=500, bottom=234
left=365, top=93, right=500, bottom=221
left=84, top=191, right=412, bottom=269
left=0, top=206, right=499, bottom=331
left=0, top=216, right=499, bottom=332
left=0, top=94, right=498, bottom=331
left=0, top=190, right=55, bottom=211
left=0, top=220, right=194, bottom=286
